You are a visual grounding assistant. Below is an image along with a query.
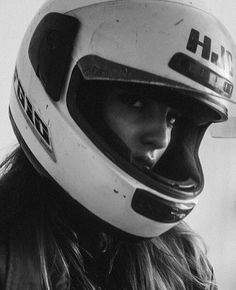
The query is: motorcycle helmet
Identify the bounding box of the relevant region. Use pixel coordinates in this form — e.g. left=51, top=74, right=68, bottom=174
left=9, top=0, right=236, bottom=237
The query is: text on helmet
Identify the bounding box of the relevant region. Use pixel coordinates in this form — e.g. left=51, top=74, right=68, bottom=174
left=13, top=68, right=55, bottom=158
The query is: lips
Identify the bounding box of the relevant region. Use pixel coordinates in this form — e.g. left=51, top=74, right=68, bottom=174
left=130, top=154, right=157, bottom=170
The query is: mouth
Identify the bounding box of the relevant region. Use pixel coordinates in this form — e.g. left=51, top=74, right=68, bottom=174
left=130, top=154, right=157, bottom=171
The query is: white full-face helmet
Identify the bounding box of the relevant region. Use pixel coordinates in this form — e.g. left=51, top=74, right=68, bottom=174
left=9, top=0, right=236, bottom=238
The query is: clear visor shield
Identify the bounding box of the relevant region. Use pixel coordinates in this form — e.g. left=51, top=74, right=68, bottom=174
left=78, top=54, right=236, bottom=139
left=210, top=99, right=236, bottom=138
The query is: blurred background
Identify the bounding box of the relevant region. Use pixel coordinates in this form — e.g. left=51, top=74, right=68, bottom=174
left=0, top=1, right=236, bottom=289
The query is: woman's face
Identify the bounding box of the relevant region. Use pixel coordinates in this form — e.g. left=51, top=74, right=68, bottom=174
left=103, top=87, right=179, bottom=170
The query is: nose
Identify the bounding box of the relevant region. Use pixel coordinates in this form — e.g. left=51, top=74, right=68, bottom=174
left=140, top=104, right=171, bottom=149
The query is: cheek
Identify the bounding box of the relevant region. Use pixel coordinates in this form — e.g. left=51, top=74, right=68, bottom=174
left=103, top=107, right=137, bottom=147
left=167, top=129, right=172, bottom=145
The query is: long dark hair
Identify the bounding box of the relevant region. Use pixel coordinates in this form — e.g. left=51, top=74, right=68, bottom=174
left=0, top=147, right=216, bottom=289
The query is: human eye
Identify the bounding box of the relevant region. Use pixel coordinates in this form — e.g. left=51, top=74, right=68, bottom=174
left=166, top=109, right=181, bottom=128
left=126, top=95, right=144, bottom=109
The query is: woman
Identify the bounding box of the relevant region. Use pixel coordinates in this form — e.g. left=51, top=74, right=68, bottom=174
left=1, top=0, right=236, bottom=289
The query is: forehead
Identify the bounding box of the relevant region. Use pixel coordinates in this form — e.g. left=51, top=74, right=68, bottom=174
left=104, top=82, right=173, bottom=100
left=104, top=85, right=172, bottom=107
left=103, top=83, right=187, bottom=112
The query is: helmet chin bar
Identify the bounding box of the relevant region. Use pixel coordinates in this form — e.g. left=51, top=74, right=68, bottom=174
left=9, top=109, right=196, bottom=237
left=131, top=189, right=195, bottom=223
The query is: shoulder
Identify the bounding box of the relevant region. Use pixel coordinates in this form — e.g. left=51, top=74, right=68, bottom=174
left=0, top=223, right=10, bottom=290
left=0, top=219, right=41, bottom=290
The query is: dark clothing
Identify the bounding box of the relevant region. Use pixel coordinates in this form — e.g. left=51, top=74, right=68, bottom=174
left=0, top=230, right=41, bottom=290
left=0, top=160, right=218, bottom=290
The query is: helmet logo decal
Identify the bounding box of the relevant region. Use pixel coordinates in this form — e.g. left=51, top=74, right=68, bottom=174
left=186, top=28, right=233, bottom=77
left=168, top=28, right=234, bottom=98
left=13, top=68, right=56, bottom=161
